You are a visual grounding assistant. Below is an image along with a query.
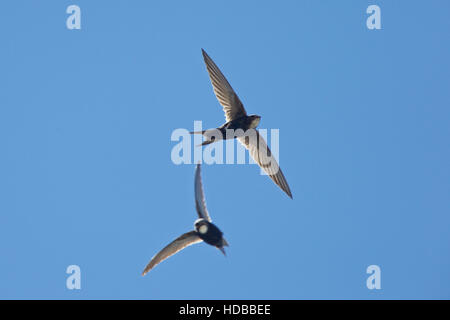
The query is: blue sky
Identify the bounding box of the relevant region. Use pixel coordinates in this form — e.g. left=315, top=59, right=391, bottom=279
left=1, top=1, right=449, bottom=299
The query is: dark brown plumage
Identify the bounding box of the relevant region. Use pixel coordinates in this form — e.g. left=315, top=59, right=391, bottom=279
left=192, top=49, right=292, bottom=199
left=142, top=164, right=228, bottom=276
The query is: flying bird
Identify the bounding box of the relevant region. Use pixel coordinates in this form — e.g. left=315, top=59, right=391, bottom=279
left=142, top=164, right=228, bottom=276
left=191, top=49, right=293, bottom=199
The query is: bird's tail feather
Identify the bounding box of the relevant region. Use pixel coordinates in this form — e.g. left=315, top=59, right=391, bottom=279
left=190, top=129, right=219, bottom=146
left=222, top=238, right=229, bottom=247
left=198, top=140, right=215, bottom=146
left=218, top=246, right=226, bottom=256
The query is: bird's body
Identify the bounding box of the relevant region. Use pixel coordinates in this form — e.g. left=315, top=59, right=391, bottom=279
left=192, top=49, right=293, bottom=199
left=221, top=114, right=261, bottom=132
left=142, top=164, right=228, bottom=276
left=192, top=115, right=261, bottom=145
left=194, top=218, right=228, bottom=254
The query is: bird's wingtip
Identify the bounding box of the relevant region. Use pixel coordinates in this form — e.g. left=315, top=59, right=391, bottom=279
left=284, top=188, right=293, bottom=199
left=141, top=266, right=151, bottom=276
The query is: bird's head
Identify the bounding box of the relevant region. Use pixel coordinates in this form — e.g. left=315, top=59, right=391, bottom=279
left=248, top=115, right=261, bottom=129
left=194, top=218, right=209, bottom=234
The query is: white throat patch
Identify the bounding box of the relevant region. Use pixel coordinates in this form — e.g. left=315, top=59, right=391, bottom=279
left=250, top=118, right=261, bottom=129
left=199, top=224, right=208, bottom=234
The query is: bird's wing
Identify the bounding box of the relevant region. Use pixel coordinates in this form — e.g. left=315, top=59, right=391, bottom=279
left=195, top=163, right=212, bottom=222
left=202, top=49, right=247, bottom=122
left=237, top=130, right=293, bottom=199
left=142, top=231, right=202, bottom=276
